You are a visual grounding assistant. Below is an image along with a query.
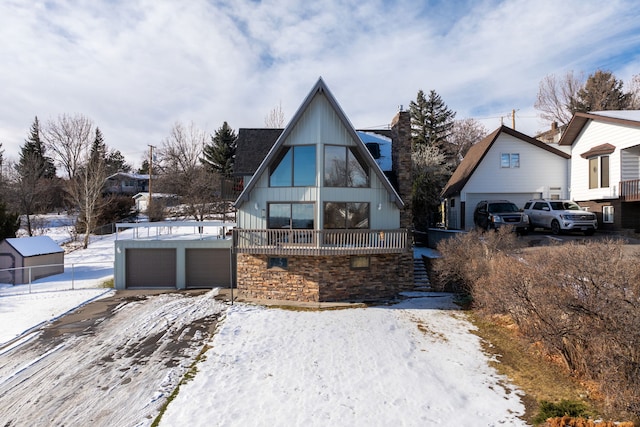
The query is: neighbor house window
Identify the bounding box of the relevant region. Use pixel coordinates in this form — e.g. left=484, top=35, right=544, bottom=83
left=589, top=156, right=609, bottom=189
left=350, top=256, right=370, bottom=270
left=270, top=145, right=316, bottom=187
left=501, top=153, right=520, bottom=168
left=267, top=203, right=314, bottom=229
left=324, top=145, right=369, bottom=187
left=603, top=205, right=614, bottom=223
left=323, top=202, right=369, bottom=229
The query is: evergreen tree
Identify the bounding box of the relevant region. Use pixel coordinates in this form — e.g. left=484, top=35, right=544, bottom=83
left=105, top=149, right=131, bottom=175
left=18, top=116, right=56, bottom=179
left=409, top=89, right=456, bottom=151
left=138, top=159, right=150, bottom=174
left=573, top=70, right=631, bottom=112
left=0, top=201, right=20, bottom=240
left=201, top=121, right=237, bottom=177
left=89, top=127, right=107, bottom=167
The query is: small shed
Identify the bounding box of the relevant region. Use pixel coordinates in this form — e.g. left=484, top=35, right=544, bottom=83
left=0, top=236, right=64, bottom=284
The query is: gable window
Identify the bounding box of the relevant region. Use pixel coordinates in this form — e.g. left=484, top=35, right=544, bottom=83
left=324, top=202, right=369, bottom=229
left=602, top=205, right=614, bottom=223
left=269, top=145, right=316, bottom=187
left=589, top=156, right=609, bottom=189
left=501, top=153, right=520, bottom=168
left=268, top=203, right=314, bottom=229
left=324, top=145, right=369, bottom=187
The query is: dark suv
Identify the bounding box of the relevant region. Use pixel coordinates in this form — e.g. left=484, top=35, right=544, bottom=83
left=473, top=200, right=529, bottom=234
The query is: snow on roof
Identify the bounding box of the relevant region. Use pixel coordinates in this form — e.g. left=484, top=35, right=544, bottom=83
left=107, top=172, right=150, bottom=180
left=5, top=236, right=64, bottom=257
left=590, top=110, right=640, bottom=122
left=357, top=131, right=392, bottom=172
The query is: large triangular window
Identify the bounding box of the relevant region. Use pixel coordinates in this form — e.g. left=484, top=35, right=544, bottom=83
left=323, top=145, right=369, bottom=187
left=269, top=145, right=316, bottom=187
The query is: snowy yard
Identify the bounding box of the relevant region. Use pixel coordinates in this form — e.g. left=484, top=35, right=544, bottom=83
left=0, top=219, right=528, bottom=426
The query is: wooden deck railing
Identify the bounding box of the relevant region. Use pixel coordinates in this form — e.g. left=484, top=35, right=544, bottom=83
left=233, top=228, right=410, bottom=255
left=620, top=179, right=640, bottom=201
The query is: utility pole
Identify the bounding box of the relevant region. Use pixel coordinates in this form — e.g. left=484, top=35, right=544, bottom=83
left=512, top=109, right=516, bottom=130
left=148, top=144, right=155, bottom=211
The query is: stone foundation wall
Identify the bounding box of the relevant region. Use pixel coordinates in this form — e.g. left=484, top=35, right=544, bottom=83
left=237, top=252, right=414, bottom=302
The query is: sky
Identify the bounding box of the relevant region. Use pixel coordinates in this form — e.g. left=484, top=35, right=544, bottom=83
left=1, top=0, right=640, bottom=169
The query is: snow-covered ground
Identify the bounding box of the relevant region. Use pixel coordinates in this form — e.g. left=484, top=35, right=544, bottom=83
left=0, top=218, right=528, bottom=426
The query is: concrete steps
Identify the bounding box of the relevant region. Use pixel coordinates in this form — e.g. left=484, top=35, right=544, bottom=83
left=413, top=257, right=432, bottom=291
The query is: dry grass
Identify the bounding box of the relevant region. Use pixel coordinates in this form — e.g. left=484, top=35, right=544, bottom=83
left=468, top=312, right=594, bottom=425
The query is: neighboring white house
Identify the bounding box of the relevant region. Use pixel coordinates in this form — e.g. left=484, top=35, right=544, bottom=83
left=441, top=125, right=571, bottom=230
left=558, top=110, right=640, bottom=231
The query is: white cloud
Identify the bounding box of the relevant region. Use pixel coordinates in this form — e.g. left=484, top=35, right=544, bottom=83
left=1, top=0, right=639, bottom=166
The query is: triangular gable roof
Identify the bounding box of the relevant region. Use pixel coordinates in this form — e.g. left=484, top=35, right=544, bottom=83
left=559, top=111, right=640, bottom=146
left=5, top=236, right=63, bottom=257
left=234, top=77, right=403, bottom=208
left=441, top=125, right=571, bottom=198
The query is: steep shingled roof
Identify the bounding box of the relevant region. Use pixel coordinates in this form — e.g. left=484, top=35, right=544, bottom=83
left=441, top=125, right=571, bottom=198
left=559, top=111, right=640, bottom=146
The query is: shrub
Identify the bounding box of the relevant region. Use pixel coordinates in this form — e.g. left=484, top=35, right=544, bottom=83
left=533, top=400, right=590, bottom=424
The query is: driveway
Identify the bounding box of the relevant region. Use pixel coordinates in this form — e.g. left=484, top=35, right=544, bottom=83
left=0, top=290, right=226, bottom=426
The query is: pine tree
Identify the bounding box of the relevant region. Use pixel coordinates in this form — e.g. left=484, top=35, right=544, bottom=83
left=201, top=121, right=237, bottom=177
left=18, top=116, right=56, bottom=179
left=89, top=127, right=107, bottom=167
left=138, top=159, right=150, bottom=174
left=574, top=70, right=631, bottom=112
left=0, top=201, right=20, bottom=239
left=409, top=90, right=456, bottom=151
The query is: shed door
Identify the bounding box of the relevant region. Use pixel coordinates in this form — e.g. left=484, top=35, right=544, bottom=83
left=126, top=248, right=176, bottom=288
left=186, top=248, right=231, bottom=288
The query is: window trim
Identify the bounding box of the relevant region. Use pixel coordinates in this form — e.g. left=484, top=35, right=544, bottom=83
left=588, top=155, right=610, bottom=189
left=350, top=256, right=370, bottom=270
left=602, top=205, right=614, bottom=223
left=267, top=257, right=288, bottom=270
left=500, top=153, right=520, bottom=168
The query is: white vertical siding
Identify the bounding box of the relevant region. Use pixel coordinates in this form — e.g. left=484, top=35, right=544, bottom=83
left=569, top=121, right=640, bottom=201
left=461, top=133, right=568, bottom=199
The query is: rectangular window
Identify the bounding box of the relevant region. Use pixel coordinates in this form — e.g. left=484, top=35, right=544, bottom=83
left=589, top=156, right=609, bottom=189
left=601, top=156, right=609, bottom=188
left=267, top=203, right=314, bottom=229
left=603, top=206, right=614, bottom=223
left=324, top=145, right=369, bottom=187
left=267, top=257, right=288, bottom=269
left=501, top=153, right=520, bottom=168
left=323, top=202, right=369, bottom=229
left=269, top=145, right=316, bottom=187
left=350, top=256, right=370, bottom=270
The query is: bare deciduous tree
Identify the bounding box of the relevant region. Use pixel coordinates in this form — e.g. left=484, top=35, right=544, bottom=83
left=264, top=101, right=286, bottom=128
left=628, top=74, right=640, bottom=109
left=449, top=118, right=488, bottom=166
left=534, top=71, right=584, bottom=126
left=44, top=114, right=93, bottom=179
left=156, top=122, right=221, bottom=221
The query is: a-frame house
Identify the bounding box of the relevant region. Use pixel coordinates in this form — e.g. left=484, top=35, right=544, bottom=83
left=233, top=78, right=413, bottom=302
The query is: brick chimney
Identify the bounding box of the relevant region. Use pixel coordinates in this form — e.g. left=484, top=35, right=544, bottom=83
left=390, top=110, right=413, bottom=229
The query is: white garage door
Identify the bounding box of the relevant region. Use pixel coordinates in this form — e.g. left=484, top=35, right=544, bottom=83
left=464, top=193, right=540, bottom=230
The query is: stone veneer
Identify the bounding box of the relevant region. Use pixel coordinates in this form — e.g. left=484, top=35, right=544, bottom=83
left=391, top=111, right=413, bottom=229
left=237, top=252, right=414, bottom=302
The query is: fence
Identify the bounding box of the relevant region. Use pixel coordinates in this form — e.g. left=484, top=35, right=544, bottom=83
left=0, top=261, right=113, bottom=296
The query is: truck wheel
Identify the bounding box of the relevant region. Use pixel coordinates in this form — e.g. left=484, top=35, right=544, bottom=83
left=551, top=220, right=561, bottom=235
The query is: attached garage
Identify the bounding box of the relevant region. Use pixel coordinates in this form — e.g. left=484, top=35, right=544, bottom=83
left=125, top=248, right=177, bottom=288
left=185, top=248, right=231, bottom=288
left=464, top=192, right=541, bottom=230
